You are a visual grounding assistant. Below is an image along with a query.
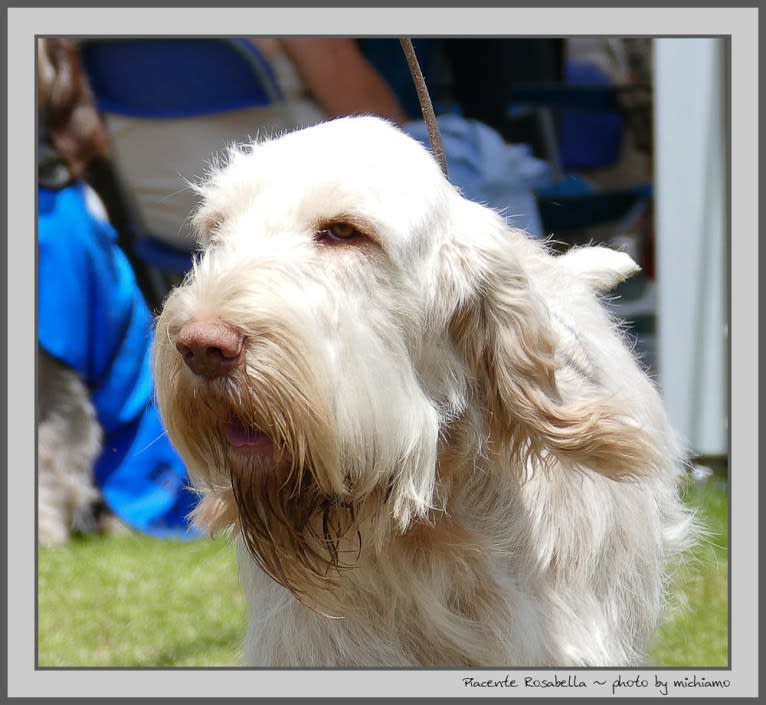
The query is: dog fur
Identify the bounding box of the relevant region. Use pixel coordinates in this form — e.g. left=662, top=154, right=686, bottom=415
left=153, top=116, right=695, bottom=667
left=37, top=350, right=102, bottom=545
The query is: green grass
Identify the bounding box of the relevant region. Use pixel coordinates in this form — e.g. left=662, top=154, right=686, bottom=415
left=38, top=479, right=728, bottom=668
left=649, top=476, right=729, bottom=667
left=38, top=534, right=246, bottom=667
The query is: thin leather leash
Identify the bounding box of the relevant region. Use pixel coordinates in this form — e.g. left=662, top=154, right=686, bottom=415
left=399, top=38, right=448, bottom=179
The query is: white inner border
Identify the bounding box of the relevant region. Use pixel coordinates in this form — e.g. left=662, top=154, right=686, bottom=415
left=8, top=5, right=758, bottom=699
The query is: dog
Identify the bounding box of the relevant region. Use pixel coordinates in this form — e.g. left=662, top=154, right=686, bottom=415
left=153, top=116, right=695, bottom=667
left=37, top=350, right=103, bottom=545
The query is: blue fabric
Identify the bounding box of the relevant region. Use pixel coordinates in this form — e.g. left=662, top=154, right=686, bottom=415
left=38, top=182, right=199, bottom=537
left=403, top=115, right=552, bottom=237
left=80, top=38, right=283, bottom=119
left=559, top=60, right=625, bottom=170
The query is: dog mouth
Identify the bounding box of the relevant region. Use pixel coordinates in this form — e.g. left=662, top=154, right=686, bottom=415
left=224, top=420, right=276, bottom=457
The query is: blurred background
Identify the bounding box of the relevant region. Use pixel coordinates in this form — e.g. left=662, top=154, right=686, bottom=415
left=36, top=36, right=729, bottom=668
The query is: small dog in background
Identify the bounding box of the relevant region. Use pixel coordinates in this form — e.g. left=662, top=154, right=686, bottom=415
left=153, top=116, right=695, bottom=667
left=37, top=351, right=103, bottom=545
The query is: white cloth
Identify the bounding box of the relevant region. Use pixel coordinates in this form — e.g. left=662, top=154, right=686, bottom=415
left=104, top=48, right=325, bottom=249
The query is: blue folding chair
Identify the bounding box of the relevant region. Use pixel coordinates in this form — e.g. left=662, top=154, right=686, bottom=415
left=79, top=38, right=285, bottom=308
left=506, top=60, right=653, bottom=238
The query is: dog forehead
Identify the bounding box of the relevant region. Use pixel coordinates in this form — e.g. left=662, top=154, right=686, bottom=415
left=227, top=117, right=443, bottom=199
left=270, top=116, right=435, bottom=168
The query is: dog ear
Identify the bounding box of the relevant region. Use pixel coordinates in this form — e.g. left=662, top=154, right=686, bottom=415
left=558, top=245, right=641, bottom=293
left=440, top=201, right=661, bottom=479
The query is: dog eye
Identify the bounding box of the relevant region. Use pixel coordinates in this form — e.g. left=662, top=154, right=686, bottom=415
left=316, top=222, right=362, bottom=243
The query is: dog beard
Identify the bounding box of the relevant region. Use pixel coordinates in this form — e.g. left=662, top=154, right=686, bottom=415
left=227, top=443, right=364, bottom=606
left=161, top=337, right=372, bottom=604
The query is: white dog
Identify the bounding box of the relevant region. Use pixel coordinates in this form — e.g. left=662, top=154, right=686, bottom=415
left=153, top=116, right=695, bottom=667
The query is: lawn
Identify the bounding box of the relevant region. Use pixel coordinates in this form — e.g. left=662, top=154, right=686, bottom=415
left=38, top=533, right=246, bottom=667
left=648, top=474, right=729, bottom=667
left=37, top=476, right=728, bottom=668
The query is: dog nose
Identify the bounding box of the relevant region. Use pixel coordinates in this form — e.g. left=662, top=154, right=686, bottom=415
left=175, top=319, right=245, bottom=379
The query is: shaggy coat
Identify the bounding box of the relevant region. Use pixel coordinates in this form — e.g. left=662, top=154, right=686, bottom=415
left=153, top=116, right=694, bottom=667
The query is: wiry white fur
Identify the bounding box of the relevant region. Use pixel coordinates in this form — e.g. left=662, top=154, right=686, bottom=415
left=153, top=116, right=695, bottom=667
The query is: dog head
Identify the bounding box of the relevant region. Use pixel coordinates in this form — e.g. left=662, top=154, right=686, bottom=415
left=153, top=116, right=655, bottom=600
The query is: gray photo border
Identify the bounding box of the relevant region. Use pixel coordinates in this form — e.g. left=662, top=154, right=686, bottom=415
left=5, top=2, right=760, bottom=701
